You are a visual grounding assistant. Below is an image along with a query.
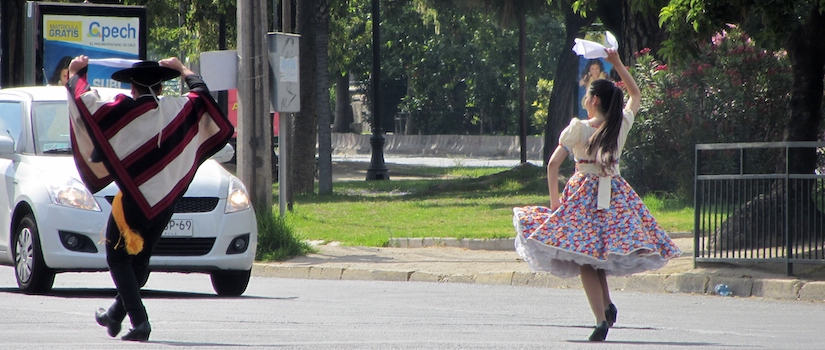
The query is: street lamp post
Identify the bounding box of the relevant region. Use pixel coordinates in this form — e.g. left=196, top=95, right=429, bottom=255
left=366, top=0, right=389, bottom=180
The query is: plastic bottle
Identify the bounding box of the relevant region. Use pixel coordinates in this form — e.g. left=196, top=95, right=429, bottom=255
left=714, top=283, right=732, bottom=296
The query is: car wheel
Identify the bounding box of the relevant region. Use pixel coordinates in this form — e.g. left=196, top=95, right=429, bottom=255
left=13, top=214, right=55, bottom=294
left=210, top=269, right=251, bottom=296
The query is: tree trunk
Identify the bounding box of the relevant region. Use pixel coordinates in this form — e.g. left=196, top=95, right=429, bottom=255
left=1, top=0, right=26, bottom=86
left=294, top=0, right=319, bottom=194
left=596, top=0, right=668, bottom=62
left=316, top=0, right=332, bottom=195
left=785, top=7, right=825, bottom=173
left=543, top=10, right=593, bottom=165
left=333, top=73, right=354, bottom=132
left=517, top=9, right=527, bottom=163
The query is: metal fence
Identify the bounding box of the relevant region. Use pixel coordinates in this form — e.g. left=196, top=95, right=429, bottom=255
left=694, top=142, right=825, bottom=275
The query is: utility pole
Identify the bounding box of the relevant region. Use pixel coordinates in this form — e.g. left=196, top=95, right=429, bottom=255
left=279, top=0, right=295, bottom=216
left=237, top=0, right=273, bottom=212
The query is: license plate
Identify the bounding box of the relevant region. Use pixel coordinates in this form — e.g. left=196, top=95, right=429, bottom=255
left=162, top=219, right=194, bottom=237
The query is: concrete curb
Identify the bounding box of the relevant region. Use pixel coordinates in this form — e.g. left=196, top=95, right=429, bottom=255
left=252, top=234, right=825, bottom=303
left=252, top=264, right=824, bottom=302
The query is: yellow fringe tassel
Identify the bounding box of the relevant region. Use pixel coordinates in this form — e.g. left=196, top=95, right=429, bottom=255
left=111, top=191, right=144, bottom=255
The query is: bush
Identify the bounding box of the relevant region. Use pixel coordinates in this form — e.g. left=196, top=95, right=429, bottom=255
left=623, top=27, right=792, bottom=199
left=255, top=208, right=314, bottom=261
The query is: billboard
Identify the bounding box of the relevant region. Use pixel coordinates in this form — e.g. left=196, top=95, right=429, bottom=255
left=24, top=2, right=146, bottom=87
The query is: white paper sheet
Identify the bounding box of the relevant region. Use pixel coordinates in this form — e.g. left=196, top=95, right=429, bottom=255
left=572, top=31, right=618, bottom=59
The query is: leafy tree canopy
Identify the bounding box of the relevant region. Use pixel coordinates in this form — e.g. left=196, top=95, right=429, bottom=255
left=123, top=0, right=238, bottom=63
left=657, top=0, right=825, bottom=61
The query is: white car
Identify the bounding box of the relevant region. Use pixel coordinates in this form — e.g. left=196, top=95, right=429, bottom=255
left=0, top=86, right=257, bottom=296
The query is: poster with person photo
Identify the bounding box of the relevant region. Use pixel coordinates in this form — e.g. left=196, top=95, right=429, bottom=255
left=576, top=57, right=615, bottom=120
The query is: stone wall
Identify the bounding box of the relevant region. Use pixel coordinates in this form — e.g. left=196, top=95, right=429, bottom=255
left=331, top=133, right=544, bottom=159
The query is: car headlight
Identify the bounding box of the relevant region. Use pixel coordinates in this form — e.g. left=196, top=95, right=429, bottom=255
left=46, top=176, right=101, bottom=211
left=225, top=176, right=251, bottom=213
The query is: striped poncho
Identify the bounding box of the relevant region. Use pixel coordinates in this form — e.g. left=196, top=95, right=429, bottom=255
left=67, top=69, right=233, bottom=254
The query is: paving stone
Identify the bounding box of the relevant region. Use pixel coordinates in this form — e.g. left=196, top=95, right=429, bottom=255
left=664, top=274, right=708, bottom=294
left=799, top=281, right=825, bottom=302
left=440, top=274, right=476, bottom=284
left=371, top=270, right=413, bottom=282
left=752, top=279, right=802, bottom=300
left=622, top=274, right=668, bottom=293
left=475, top=272, right=514, bottom=285
left=340, top=268, right=375, bottom=281
left=308, top=267, right=343, bottom=280
left=409, top=271, right=442, bottom=282
left=252, top=265, right=310, bottom=279
left=708, top=276, right=754, bottom=297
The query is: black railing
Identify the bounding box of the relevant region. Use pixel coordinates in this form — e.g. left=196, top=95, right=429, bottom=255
left=694, top=142, right=825, bottom=275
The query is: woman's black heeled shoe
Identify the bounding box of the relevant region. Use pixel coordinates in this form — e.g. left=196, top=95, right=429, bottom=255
left=605, top=303, right=617, bottom=327
left=588, top=321, right=609, bottom=342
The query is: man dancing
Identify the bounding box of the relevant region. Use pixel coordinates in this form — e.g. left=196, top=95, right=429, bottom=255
left=66, top=56, right=233, bottom=341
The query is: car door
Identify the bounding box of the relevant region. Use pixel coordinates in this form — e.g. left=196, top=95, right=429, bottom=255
left=0, top=97, right=25, bottom=260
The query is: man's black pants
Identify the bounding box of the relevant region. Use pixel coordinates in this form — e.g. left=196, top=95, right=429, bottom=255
left=103, top=196, right=175, bottom=327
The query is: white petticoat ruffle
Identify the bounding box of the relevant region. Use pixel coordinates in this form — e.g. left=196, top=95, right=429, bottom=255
left=514, top=220, right=670, bottom=278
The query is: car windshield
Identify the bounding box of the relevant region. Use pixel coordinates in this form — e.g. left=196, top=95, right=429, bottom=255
left=32, top=101, right=72, bottom=155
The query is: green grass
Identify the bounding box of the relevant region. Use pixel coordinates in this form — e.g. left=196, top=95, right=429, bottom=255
left=281, top=164, right=695, bottom=246
left=641, top=193, right=694, bottom=233
left=255, top=207, right=315, bottom=260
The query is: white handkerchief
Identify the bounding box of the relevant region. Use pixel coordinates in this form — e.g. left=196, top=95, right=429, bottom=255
left=88, top=58, right=141, bottom=68
left=572, top=31, right=618, bottom=59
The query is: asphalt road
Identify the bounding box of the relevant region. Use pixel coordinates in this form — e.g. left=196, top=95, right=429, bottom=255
left=0, top=266, right=822, bottom=349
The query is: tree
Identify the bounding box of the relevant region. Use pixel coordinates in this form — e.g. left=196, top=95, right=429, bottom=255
left=434, top=0, right=550, bottom=163
left=656, top=1, right=825, bottom=249
left=545, top=0, right=670, bottom=165
left=543, top=2, right=594, bottom=165
left=329, top=0, right=370, bottom=133
left=593, top=0, right=669, bottom=62
left=316, top=0, right=333, bottom=195
left=658, top=1, right=824, bottom=171
left=293, top=0, right=321, bottom=195
left=124, top=0, right=238, bottom=63
left=1, top=0, right=27, bottom=87
left=367, top=1, right=563, bottom=136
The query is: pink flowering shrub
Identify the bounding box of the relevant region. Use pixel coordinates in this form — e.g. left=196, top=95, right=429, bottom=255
left=621, top=27, right=793, bottom=198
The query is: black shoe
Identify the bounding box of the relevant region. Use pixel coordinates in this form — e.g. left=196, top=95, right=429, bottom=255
left=605, top=303, right=618, bottom=327
left=121, top=321, right=151, bottom=342
left=94, top=308, right=121, bottom=338
left=588, top=321, right=609, bottom=342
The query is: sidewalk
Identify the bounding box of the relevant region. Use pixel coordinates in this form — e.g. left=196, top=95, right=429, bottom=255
left=253, top=235, right=825, bottom=303
left=254, top=158, right=825, bottom=302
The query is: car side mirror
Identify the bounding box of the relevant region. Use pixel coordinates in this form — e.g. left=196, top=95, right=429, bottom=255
left=0, top=135, right=14, bottom=155
left=210, top=143, right=235, bottom=163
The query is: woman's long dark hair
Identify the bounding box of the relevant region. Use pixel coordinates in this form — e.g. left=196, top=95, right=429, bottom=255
left=585, top=79, right=624, bottom=174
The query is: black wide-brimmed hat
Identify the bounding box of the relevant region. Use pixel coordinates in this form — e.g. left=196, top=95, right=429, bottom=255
left=111, top=61, right=180, bottom=86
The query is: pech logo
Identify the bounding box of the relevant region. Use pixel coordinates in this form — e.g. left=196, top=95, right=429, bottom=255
left=88, top=21, right=137, bottom=42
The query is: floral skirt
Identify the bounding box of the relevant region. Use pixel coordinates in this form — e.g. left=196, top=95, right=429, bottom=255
left=513, top=173, right=682, bottom=278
